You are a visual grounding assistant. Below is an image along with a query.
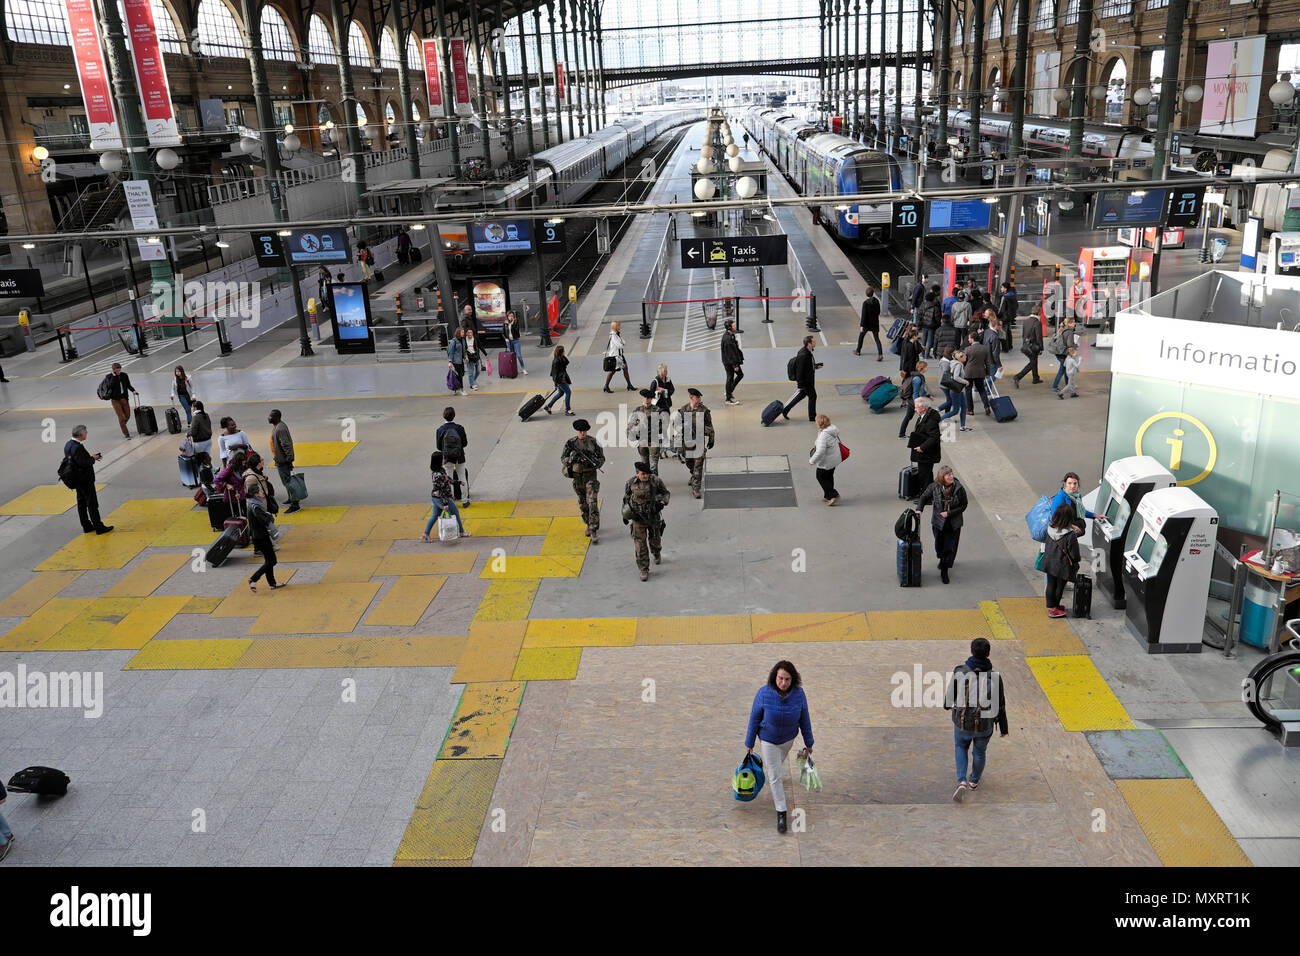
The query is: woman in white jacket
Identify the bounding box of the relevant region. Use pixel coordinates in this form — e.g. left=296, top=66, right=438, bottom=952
left=169, top=365, right=196, bottom=425
left=602, top=321, right=635, bottom=392
left=809, top=413, right=842, bottom=505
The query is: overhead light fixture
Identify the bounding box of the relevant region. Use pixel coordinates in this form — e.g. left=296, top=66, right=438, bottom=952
left=546, top=217, right=565, bottom=224
left=1286, top=182, right=1300, bottom=189
left=21, top=242, right=35, bottom=249
left=1132, top=190, right=1147, bottom=197
left=835, top=204, right=850, bottom=211
left=32, top=145, right=49, bottom=162
left=410, top=223, right=426, bottom=230
left=691, top=210, right=707, bottom=217
left=983, top=196, right=998, bottom=204
left=284, top=124, right=294, bottom=134
left=63, top=83, right=71, bottom=90
left=277, top=229, right=292, bottom=236
left=146, top=235, right=161, bottom=243
left=215, top=239, right=230, bottom=248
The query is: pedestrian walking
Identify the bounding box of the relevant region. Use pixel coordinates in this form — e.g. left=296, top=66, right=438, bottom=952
left=919, top=290, right=942, bottom=358
left=502, top=310, right=528, bottom=375
left=1049, top=316, right=1079, bottom=390
left=358, top=240, right=374, bottom=283
left=650, top=363, right=675, bottom=413
left=744, top=659, right=815, bottom=834
left=855, top=286, right=883, bottom=359
left=897, top=361, right=929, bottom=439
left=436, top=407, right=471, bottom=506
left=1012, top=315, right=1044, bottom=388
left=187, top=400, right=214, bottom=457
left=983, top=318, right=1004, bottom=383
left=721, top=320, right=745, bottom=405
left=622, top=459, right=670, bottom=581
left=997, top=281, right=1018, bottom=352
left=950, top=291, right=972, bottom=335
left=102, top=363, right=139, bottom=439
left=809, top=413, right=843, bottom=505
left=244, top=476, right=284, bottom=592
left=933, top=312, right=959, bottom=359
left=60, top=425, right=112, bottom=534
left=267, top=409, right=301, bottom=514
left=962, top=335, right=993, bottom=416
left=1043, top=502, right=1081, bottom=618
left=942, top=285, right=958, bottom=321
left=628, top=388, right=665, bottom=475
left=906, top=396, right=942, bottom=491
left=898, top=325, right=921, bottom=381
left=421, top=451, right=471, bottom=541
left=396, top=227, right=412, bottom=265
left=1056, top=345, right=1082, bottom=399
left=603, top=321, right=634, bottom=392
left=448, top=327, right=467, bottom=395
left=562, top=419, right=604, bottom=543
left=782, top=335, right=822, bottom=421
left=677, top=387, right=714, bottom=499
left=810, top=191, right=823, bottom=228
left=910, top=274, right=927, bottom=325
left=463, top=328, right=484, bottom=391
left=169, top=365, right=196, bottom=425
left=939, top=349, right=971, bottom=430
left=543, top=345, right=574, bottom=415
left=944, top=637, right=1008, bottom=801
left=915, top=464, right=968, bottom=583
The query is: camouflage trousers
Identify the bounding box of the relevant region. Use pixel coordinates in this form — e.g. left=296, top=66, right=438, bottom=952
left=572, top=474, right=600, bottom=531
left=683, top=453, right=706, bottom=495
left=636, top=446, right=661, bottom=474
left=630, top=519, right=663, bottom=572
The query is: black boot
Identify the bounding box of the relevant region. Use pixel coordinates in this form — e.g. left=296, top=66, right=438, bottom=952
left=776, top=811, right=787, bottom=834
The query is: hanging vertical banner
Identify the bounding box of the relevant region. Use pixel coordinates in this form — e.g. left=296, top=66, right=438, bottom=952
left=422, top=39, right=443, bottom=113
left=556, top=63, right=565, bottom=100
left=1201, top=36, right=1266, bottom=138
left=122, top=0, right=181, bottom=147
left=122, top=180, right=167, bottom=262
left=449, top=38, right=472, bottom=115
left=64, top=0, right=123, bottom=150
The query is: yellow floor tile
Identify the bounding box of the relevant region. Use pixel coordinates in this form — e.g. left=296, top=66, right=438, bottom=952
left=102, top=498, right=195, bottom=530
left=523, top=618, right=636, bottom=648
left=394, top=758, right=502, bottom=864
left=232, top=634, right=466, bottom=669
left=998, top=597, right=1088, bottom=656
left=635, top=615, right=752, bottom=645
left=751, top=612, right=871, bottom=643
left=35, top=532, right=153, bottom=571
left=980, top=600, right=1016, bottom=641
left=104, top=553, right=190, bottom=597
left=460, top=517, right=554, bottom=537
left=440, top=682, right=525, bottom=758
left=365, top=576, right=446, bottom=627
left=472, top=580, right=540, bottom=623
left=374, top=553, right=477, bottom=576
left=478, top=554, right=583, bottom=579
left=289, top=441, right=359, bottom=467
left=320, top=556, right=382, bottom=584
left=452, top=622, right=528, bottom=683
left=0, top=571, right=83, bottom=617
left=274, top=506, right=348, bottom=525
left=450, top=501, right=516, bottom=518
left=547, top=516, right=588, bottom=535
left=41, top=597, right=142, bottom=650
left=245, top=582, right=382, bottom=635
left=92, top=595, right=191, bottom=650
left=360, top=504, right=437, bottom=540
left=1027, top=655, right=1135, bottom=731
left=149, top=509, right=218, bottom=547
left=124, top=638, right=253, bottom=670
left=0, top=598, right=93, bottom=651
left=210, top=569, right=300, bottom=616
left=0, top=484, right=103, bottom=515
left=1116, top=779, right=1252, bottom=867
left=274, top=530, right=387, bottom=563
left=180, top=595, right=223, bottom=614
left=512, top=646, right=582, bottom=680
left=510, top=499, right=588, bottom=518
left=865, top=609, right=991, bottom=641
left=538, top=532, right=590, bottom=556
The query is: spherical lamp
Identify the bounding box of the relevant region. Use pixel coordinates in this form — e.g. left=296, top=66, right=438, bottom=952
left=736, top=176, right=758, bottom=200
left=701, top=145, right=714, bottom=159
left=696, top=157, right=715, bottom=175
left=239, top=136, right=260, bottom=155
left=154, top=147, right=180, bottom=170
left=32, top=145, right=50, bottom=162
left=1090, top=85, right=1107, bottom=102
left=728, top=155, right=743, bottom=172
left=1183, top=84, right=1203, bottom=104
left=1052, top=87, right=1071, bottom=105
left=283, top=132, right=301, bottom=154
left=99, top=151, right=124, bottom=174
left=1132, top=87, right=1153, bottom=107
left=693, top=177, right=716, bottom=201
left=726, top=143, right=739, bottom=157
left=1269, top=80, right=1297, bottom=105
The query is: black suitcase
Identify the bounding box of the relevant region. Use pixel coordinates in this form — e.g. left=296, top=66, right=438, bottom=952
left=165, top=406, right=182, bottom=434
left=7, top=766, right=70, bottom=796
left=518, top=390, right=553, bottom=422
left=410, top=246, right=422, bottom=263
left=898, top=465, right=921, bottom=500
left=135, top=403, right=158, bottom=435
left=207, top=494, right=232, bottom=531
left=898, top=537, right=923, bottom=587
left=179, top=454, right=199, bottom=488
left=761, top=400, right=784, bottom=426
left=206, top=525, right=242, bottom=567
left=1073, top=573, right=1093, bottom=619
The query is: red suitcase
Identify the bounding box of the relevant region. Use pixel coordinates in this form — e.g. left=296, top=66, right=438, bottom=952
left=498, top=349, right=518, bottom=378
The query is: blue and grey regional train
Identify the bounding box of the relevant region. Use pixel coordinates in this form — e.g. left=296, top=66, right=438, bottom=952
left=742, top=108, right=904, bottom=245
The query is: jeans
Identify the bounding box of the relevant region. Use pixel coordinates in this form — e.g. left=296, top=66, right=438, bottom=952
left=940, top=389, right=966, bottom=427
left=938, top=386, right=953, bottom=413
left=0, top=809, right=11, bottom=843
left=1045, top=573, right=1069, bottom=609
left=546, top=383, right=572, bottom=411
left=424, top=495, right=465, bottom=534
left=921, top=327, right=935, bottom=356
left=249, top=534, right=278, bottom=586
left=725, top=364, right=745, bottom=400
left=1051, top=353, right=1069, bottom=390
left=759, top=737, right=796, bottom=812
left=815, top=466, right=838, bottom=499
left=509, top=339, right=525, bottom=371
left=856, top=328, right=882, bottom=356
left=954, top=728, right=991, bottom=784
left=467, top=360, right=480, bottom=389
left=176, top=393, right=193, bottom=424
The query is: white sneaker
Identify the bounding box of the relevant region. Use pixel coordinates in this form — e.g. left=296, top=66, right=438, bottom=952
left=952, top=782, right=967, bottom=802
left=522, top=368, right=529, bottom=375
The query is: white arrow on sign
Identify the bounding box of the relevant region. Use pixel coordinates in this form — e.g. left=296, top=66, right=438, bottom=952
left=687, top=246, right=700, bottom=259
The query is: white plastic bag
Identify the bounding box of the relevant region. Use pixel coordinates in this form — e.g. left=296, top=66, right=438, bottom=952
left=437, top=510, right=459, bottom=542
left=796, top=747, right=822, bottom=792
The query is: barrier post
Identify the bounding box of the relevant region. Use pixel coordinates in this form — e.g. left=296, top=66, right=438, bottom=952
left=133, top=321, right=148, bottom=356
left=733, top=296, right=741, bottom=333
left=639, top=301, right=651, bottom=339
left=763, top=288, right=772, bottom=324
left=217, top=319, right=233, bottom=355
left=805, top=294, right=820, bottom=333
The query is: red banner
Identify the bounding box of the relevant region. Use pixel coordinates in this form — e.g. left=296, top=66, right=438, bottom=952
left=64, top=0, right=122, bottom=149
left=556, top=63, right=565, bottom=100
left=422, top=39, right=443, bottom=113
left=449, top=38, right=471, bottom=115
left=123, top=0, right=180, bottom=146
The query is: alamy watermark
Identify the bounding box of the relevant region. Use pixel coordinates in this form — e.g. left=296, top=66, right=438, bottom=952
left=151, top=271, right=261, bottom=328
left=0, top=665, right=103, bottom=718
left=591, top=405, right=710, bottom=458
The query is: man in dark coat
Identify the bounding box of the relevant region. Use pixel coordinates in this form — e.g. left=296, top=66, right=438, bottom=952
left=62, top=425, right=112, bottom=534
left=962, top=335, right=993, bottom=415
left=910, top=274, right=927, bottom=324
left=899, top=326, right=921, bottom=382
left=1012, top=315, right=1044, bottom=387
left=720, top=320, right=745, bottom=405
left=906, top=397, right=942, bottom=494
left=855, top=287, right=882, bottom=360
left=782, top=336, right=821, bottom=421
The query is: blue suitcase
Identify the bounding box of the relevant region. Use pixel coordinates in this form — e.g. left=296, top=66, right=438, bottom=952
left=886, top=316, right=904, bottom=339
left=179, top=454, right=199, bottom=488
left=861, top=375, right=890, bottom=402
left=990, top=396, right=1017, bottom=422
left=897, top=537, right=923, bottom=587
left=761, top=400, right=784, bottom=426
left=868, top=381, right=898, bottom=413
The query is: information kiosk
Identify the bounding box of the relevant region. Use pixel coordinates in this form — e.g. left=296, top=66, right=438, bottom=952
left=1122, top=486, right=1219, bottom=654
left=1091, top=456, right=1176, bottom=610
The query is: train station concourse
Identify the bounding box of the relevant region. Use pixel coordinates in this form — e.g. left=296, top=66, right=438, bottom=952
left=0, top=0, right=1298, bottom=923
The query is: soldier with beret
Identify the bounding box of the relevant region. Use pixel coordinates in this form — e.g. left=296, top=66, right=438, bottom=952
left=676, top=387, right=715, bottom=499
left=623, top=460, right=670, bottom=582
left=626, top=387, right=666, bottom=475
left=562, top=418, right=605, bottom=543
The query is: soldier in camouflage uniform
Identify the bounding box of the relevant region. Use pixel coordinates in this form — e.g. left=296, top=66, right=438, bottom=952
left=626, top=388, right=665, bottom=474
left=562, top=419, right=604, bottom=543
left=676, top=387, right=715, bottom=499
left=623, top=460, right=670, bottom=581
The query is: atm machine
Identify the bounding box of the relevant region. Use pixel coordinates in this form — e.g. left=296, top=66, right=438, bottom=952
left=942, top=252, right=993, bottom=299
left=1122, top=487, right=1219, bottom=654
left=1091, top=456, right=1176, bottom=610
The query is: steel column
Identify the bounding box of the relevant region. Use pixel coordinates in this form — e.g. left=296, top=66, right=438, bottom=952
left=1152, top=0, right=1191, bottom=176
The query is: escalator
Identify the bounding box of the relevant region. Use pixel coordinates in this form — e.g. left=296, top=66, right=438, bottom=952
left=1243, top=620, right=1300, bottom=732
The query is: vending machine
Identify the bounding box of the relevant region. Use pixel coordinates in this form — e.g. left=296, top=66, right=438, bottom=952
left=941, top=252, right=994, bottom=299
left=1091, top=456, right=1176, bottom=610
left=1073, top=245, right=1153, bottom=324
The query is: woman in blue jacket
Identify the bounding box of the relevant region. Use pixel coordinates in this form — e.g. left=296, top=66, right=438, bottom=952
left=745, top=660, right=815, bottom=834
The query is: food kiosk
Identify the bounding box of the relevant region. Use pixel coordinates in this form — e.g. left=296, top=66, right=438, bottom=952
left=942, top=252, right=993, bottom=299
left=1091, top=456, right=1176, bottom=609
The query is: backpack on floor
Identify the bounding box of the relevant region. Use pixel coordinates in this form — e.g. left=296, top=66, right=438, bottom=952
left=7, top=766, right=70, bottom=796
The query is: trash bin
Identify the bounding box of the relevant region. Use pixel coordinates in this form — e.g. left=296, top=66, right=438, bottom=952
left=702, top=300, right=718, bottom=331
left=1241, top=579, right=1276, bottom=649
left=1211, top=237, right=1229, bottom=263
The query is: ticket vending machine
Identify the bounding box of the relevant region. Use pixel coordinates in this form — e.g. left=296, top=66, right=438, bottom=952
left=1122, top=487, right=1219, bottom=654
left=1074, top=245, right=1153, bottom=324
left=1091, top=456, right=1176, bottom=610
left=942, top=252, right=993, bottom=299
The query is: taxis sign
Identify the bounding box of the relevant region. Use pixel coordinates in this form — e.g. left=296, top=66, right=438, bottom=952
left=679, top=235, right=788, bottom=269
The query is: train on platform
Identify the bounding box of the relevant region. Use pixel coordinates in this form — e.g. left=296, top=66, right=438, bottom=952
left=741, top=108, right=904, bottom=245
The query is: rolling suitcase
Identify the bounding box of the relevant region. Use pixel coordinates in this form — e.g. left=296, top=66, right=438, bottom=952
left=761, top=400, right=784, bottom=426
left=409, top=246, right=422, bottom=263
left=178, top=454, right=200, bottom=488
left=518, top=390, right=554, bottom=422
left=898, top=465, right=921, bottom=500
left=205, top=524, right=242, bottom=567
left=206, top=493, right=232, bottom=531
left=6, top=766, right=70, bottom=796
left=895, top=509, right=923, bottom=587
left=886, top=316, right=904, bottom=340
left=868, top=381, right=898, bottom=413
left=498, top=349, right=518, bottom=378
left=134, top=401, right=158, bottom=435
left=988, top=381, right=1017, bottom=422
left=1073, top=573, right=1093, bottom=619
left=165, top=406, right=182, bottom=434
left=861, top=376, right=890, bottom=402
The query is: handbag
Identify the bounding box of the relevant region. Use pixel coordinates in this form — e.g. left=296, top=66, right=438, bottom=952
left=732, top=751, right=766, bottom=802
left=447, top=367, right=462, bottom=391
left=179, top=437, right=195, bottom=457
left=940, top=373, right=960, bottom=391
left=602, top=356, right=617, bottom=372
left=839, top=441, right=850, bottom=462
left=1034, top=550, right=1044, bottom=571
left=437, top=509, right=459, bottom=542
left=484, top=356, right=493, bottom=375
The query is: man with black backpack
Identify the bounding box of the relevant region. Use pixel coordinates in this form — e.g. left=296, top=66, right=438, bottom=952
left=436, top=406, right=470, bottom=506
left=60, top=424, right=112, bottom=534
left=782, top=336, right=821, bottom=422
left=944, top=637, right=1008, bottom=802
left=99, top=363, right=139, bottom=439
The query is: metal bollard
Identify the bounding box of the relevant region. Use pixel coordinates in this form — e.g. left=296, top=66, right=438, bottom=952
left=762, top=287, right=772, bottom=324
left=805, top=294, right=820, bottom=333
left=639, top=301, right=652, bottom=339
left=217, top=319, right=233, bottom=355
left=398, top=326, right=411, bottom=351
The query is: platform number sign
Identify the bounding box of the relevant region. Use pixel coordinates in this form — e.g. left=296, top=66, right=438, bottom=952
left=891, top=200, right=924, bottom=241
left=1165, top=187, right=1206, bottom=229
left=250, top=232, right=286, bottom=267
left=539, top=220, right=565, bottom=248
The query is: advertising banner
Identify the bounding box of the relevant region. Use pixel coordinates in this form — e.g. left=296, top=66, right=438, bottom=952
left=1032, top=51, right=1061, bottom=116
left=329, top=282, right=375, bottom=354
left=422, top=40, right=443, bottom=113
left=64, top=0, right=123, bottom=150
left=556, top=62, right=565, bottom=100
left=122, top=180, right=167, bottom=262
left=1090, top=189, right=1169, bottom=229
left=122, top=0, right=181, bottom=146
left=1200, top=36, right=1265, bottom=137
left=449, top=38, right=471, bottom=115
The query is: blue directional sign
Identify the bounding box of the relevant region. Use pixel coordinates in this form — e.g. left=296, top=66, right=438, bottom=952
left=285, top=227, right=352, bottom=264
left=470, top=220, right=533, bottom=253
left=926, top=200, right=994, bottom=234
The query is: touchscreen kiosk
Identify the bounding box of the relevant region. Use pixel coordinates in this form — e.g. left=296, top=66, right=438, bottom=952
left=1091, top=456, right=1176, bottom=610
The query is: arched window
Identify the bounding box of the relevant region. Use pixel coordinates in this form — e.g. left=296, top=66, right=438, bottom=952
left=407, top=33, right=422, bottom=71
left=347, top=21, right=373, bottom=68
left=988, top=2, right=1003, bottom=40
left=4, top=0, right=70, bottom=45
left=1033, top=0, right=1055, bottom=30
left=196, top=0, right=245, bottom=58
left=260, top=6, right=297, bottom=61
left=308, top=14, right=336, bottom=64
left=380, top=29, right=399, bottom=69
left=1063, top=0, right=1081, bottom=25
left=1008, top=0, right=1020, bottom=36
left=124, top=0, right=184, bottom=55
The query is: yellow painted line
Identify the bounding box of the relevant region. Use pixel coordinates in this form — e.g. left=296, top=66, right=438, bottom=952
left=210, top=568, right=300, bottom=616
left=523, top=617, right=636, bottom=649
left=510, top=498, right=587, bottom=518
left=394, top=758, right=502, bottom=865
left=1027, top=655, right=1135, bottom=731
left=365, top=576, right=446, bottom=627
left=478, top=554, right=583, bottom=579
left=0, top=598, right=93, bottom=651
left=287, top=441, right=359, bottom=467
left=274, top=505, right=348, bottom=525
left=512, top=646, right=582, bottom=680
left=865, top=609, right=992, bottom=641
left=452, top=622, right=527, bottom=683
left=35, top=532, right=153, bottom=571
left=998, top=597, right=1088, bottom=656
left=635, top=615, right=752, bottom=645
left=440, top=681, right=525, bottom=758
left=232, top=634, right=467, bottom=669
left=102, top=497, right=195, bottom=530
left=180, top=595, right=223, bottom=614
left=461, top=516, right=554, bottom=537
left=124, top=638, right=253, bottom=670
left=751, top=612, right=870, bottom=643
left=41, top=597, right=142, bottom=650
left=980, top=600, right=1016, bottom=641
left=1116, top=779, right=1252, bottom=867
left=351, top=504, right=435, bottom=539
left=246, top=581, right=382, bottom=635
left=375, top=552, right=477, bottom=576
left=472, top=579, right=540, bottom=623
left=320, top=556, right=383, bottom=584
left=0, top=483, right=103, bottom=516
left=99, top=595, right=191, bottom=649
left=0, top=571, right=83, bottom=617
left=149, top=509, right=218, bottom=547
left=453, top=500, right=517, bottom=519
left=104, top=553, right=190, bottom=597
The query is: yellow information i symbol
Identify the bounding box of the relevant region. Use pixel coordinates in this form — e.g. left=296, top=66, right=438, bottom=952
left=1165, top=428, right=1185, bottom=471
left=1134, top=412, right=1217, bottom=486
